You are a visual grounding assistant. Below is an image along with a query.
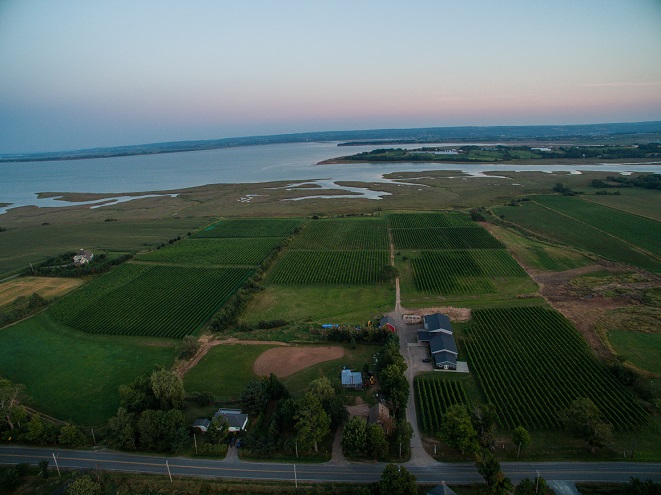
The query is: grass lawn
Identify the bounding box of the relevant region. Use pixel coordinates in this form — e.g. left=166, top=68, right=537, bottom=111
left=183, top=344, right=274, bottom=400
left=241, top=284, right=394, bottom=325
left=0, top=312, right=177, bottom=425
left=281, top=344, right=378, bottom=398
left=608, top=330, right=661, bottom=374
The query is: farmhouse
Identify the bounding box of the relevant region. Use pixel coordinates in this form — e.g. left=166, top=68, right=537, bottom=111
left=341, top=368, right=363, bottom=390
left=418, top=313, right=458, bottom=370
left=73, top=249, right=94, bottom=265
left=213, top=408, right=248, bottom=432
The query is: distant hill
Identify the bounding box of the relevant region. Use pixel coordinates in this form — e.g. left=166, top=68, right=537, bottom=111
left=1, top=121, right=660, bottom=163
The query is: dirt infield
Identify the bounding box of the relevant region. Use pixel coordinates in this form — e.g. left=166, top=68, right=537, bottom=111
left=253, top=346, right=345, bottom=378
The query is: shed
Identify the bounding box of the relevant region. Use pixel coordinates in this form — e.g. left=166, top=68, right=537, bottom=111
left=341, top=369, right=363, bottom=390
left=213, top=408, right=248, bottom=432
left=368, top=403, right=390, bottom=425
left=380, top=316, right=397, bottom=332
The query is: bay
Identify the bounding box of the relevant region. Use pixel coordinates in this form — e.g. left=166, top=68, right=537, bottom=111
left=1, top=141, right=659, bottom=214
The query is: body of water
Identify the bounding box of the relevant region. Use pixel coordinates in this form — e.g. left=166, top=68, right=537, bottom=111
left=1, top=141, right=660, bottom=214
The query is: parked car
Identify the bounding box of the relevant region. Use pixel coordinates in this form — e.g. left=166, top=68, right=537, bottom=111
left=229, top=436, right=236, bottom=447
left=422, top=358, right=431, bottom=363
left=236, top=439, right=243, bottom=448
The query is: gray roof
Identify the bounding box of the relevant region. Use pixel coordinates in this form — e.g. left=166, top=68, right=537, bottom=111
left=433, top=351, right=457, bottom=366
left=417, top=330, right=431, bottom=342
left=427, top=483, right=459, bottom=495
left=429, top=332, right=457, bottom=355
left=380, top=316, right=396, bottom=328
left=213, top=409, right=248, bottom=430
left=424, top=313, right=453, bottom=333
left=193, top=418, right=210, bottom=428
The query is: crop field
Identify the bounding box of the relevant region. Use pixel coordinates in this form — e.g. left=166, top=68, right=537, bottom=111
left=463, top=306, right=648, bottom=431
left=52, top=264, right=253, bottom=338
left=0, top=276, right=83, bottom=307
left=136, top=238, right=283, bottom=266
left=533, top=195, right=661, bottom=257
left=493, top=201, right=661, bottom=273
left=388, top=212, right=474, bottom=229
left=391, top=226, right=504, bottom=250
left=288, top=218, right=389, bottom=250
left=411, top=249, right=529, bottom=295
left=268, top=250, right=389, bottom=284
left=583, top=189, right=661, bottom=222
left=194, top=218, right=304, bottom=238
left=415, top=377, right=470, bottom=434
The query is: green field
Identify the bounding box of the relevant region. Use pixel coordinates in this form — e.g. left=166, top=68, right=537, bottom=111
left=415, top=376, right=471, bottom=434
left=0, top=312, right=177, bottom=425
left=534, top=195, right=661, bottom=257
left=242, top=284, right=394, bottom=327
left=463, top=307, right=648, bottom=431
left=194, top=218, right=304, bottom=238
left=391, top=226, right=504, bottom=250
left=183, top=344, right=274, bottom=400
left=608, top=330, right=661, bottom=374
left=486, top=224, right=592, bottom=271
left=288, top=218, right=389, bottom=250
left=52, top=264, right=253, bottom=338
left=268, top=250, right=389, bottom=284
left=388, top=212, right=474, bottom=229
left=136, top=238, right=283, bottom=266
left=411, top=249, right=531, bottom=295
left=494, top=200, right=661, bottom=272
left=583, top=189, right=661, bottom=222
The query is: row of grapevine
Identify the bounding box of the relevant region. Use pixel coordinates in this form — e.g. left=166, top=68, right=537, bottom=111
left=464, top=306, right=648, bottom=431
left=388, top=212, right=473, bottom=229
left=288, top=218, right=389, bottom=250
left=136, top=238, right=283, bottom=266
left=53, top=266, right=253, bottom=339
left=391, top=227, right=504, bottom=250
left=415, top=377, right=470, bottom=434
left=268, top=250, right=389, bottom=285
left=194, top=218, right=303, bottom=238
left=411, top=250, right=528, bottom=295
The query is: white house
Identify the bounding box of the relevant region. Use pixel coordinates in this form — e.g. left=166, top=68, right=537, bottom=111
left=73, top=249, right=94, bottom=265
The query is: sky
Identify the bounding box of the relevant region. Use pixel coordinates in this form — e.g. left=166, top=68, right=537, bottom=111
left=1, top=1, right=661, bottom=153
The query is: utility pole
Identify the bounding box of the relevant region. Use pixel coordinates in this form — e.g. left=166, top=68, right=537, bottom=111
left=91, top=428, right=96, bottom=445
left=295, top=441, right=298, bottom=458
left=294, top=464, right=298, bottom=488
left=536, top=470, right=540, bottom=494
left=194, top=433, right=198, bottom=454
left=166, top=460, right=172, bottom=483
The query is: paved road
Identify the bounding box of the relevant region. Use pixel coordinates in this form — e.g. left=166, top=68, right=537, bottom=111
left=1, top=446, right=660, bottom=484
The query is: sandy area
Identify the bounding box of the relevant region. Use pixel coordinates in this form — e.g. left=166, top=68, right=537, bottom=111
left=253, top=345, right=345, bottom=378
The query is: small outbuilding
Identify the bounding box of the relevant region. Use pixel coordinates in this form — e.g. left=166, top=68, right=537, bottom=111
left=427, top=482, right=459, bottom=495
left=368, top=403, right=390, bottom=425
left=341, top=369, right=363, bottom=390
left=379, top=316, right=397, bottom=332
left=192, top=418, right=210, bottom=432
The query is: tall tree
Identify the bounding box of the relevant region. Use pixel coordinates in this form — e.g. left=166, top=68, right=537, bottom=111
left=516, top=476, right=547, bottom=495
left=341, top=416, right=367, bottom=457
left=475, top=447, right=513, bottom=495
left=559, top=397, right=613, bottom=451
left=294, top=392, right=330, bottom=453
left=471, top=403, right=498, bottom=449
left=150, top=369, right=185, bottom=410
left=207, top=416, right=229, bottom=444
left=366, top=423, right=389, bottom=460
left=440, top=404, right=478, bottom=454
left=378, top=463, right=417, bottom=495
left=0, top=378, right=28, bottom=431
left=106, top=407, right=136, bottom=450
left=379, top=364, right=409, bottom=417
left=512, top=426, right=531, bottom=458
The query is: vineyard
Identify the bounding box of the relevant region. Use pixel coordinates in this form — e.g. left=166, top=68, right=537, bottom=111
left=136, top=238, right=283, bottom=266
left=268, top=250, right=389, bottom=284
left=411, top=250, right=529, bottom=295
left=415, top=377, right=470, bottom=434
left=52, top=265, right=253, bottom=338
left=463, top=306, right=648, bottom=431
left=388, top=212, right=474, bottom=229
left=194, top=218, right=303, bottom=238
left=288, top=218, right=389, bottom=250
left=391, top=226, right=504, bottom=250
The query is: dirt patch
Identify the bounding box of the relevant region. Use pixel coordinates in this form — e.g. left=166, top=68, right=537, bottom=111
left=253, top=346, right=345, bottom=378
left=0, top=276, right=82, bottom=308
left=403, top=306, right=472, bottom=322
left=346, top=396, right=369, bottom=419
